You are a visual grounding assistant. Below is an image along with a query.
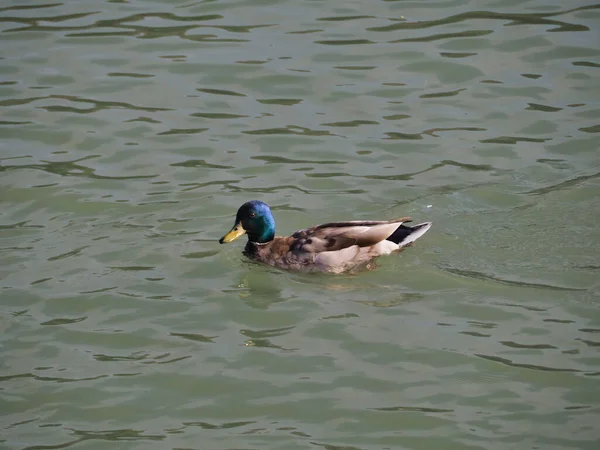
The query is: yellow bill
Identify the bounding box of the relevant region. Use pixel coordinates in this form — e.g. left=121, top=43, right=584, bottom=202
left=219, top=223, right=246, bottom=244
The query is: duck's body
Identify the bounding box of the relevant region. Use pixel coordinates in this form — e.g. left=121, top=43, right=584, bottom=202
left=219, top=201, right=432, bottom=274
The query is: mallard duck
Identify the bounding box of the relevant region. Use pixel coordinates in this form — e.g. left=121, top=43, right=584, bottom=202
left=219, top=200, right=432, bottom=274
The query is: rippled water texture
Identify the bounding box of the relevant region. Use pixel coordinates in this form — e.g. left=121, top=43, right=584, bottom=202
left=1, top=0, right=599, bottom=449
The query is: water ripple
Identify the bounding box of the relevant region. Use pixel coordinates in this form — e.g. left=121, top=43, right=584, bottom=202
left=442, top=267, right=587, bottom=292
left=170, top=332, right=217, bottom=343
left=393, top=29, right=494, bottom=43
left=0, top=94, right=172, bottom=113
left=371, top=405, right=454, bottom=413
left=475, top=354, right=582, bottom=373
left=523, top=171, right=600, bottom=195
left=368, top=6, right=597, bottom=33
left=0, top=157, right=157, bottom=180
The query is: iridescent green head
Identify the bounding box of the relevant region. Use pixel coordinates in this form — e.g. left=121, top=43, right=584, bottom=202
left=219, top=200, right=276, bottom=244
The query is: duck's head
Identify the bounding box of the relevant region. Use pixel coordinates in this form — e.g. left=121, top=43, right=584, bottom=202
left=219, top=200, right=276, bottom=244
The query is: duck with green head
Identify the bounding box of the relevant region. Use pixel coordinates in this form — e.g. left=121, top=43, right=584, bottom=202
left=220, top=200, right=432, bottom=274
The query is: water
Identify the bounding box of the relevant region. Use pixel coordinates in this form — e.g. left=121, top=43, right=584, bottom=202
left=1, top=0, right=599, bottom=448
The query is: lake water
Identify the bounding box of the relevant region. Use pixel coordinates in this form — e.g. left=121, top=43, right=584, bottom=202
left=1, top=0, right=599, bottom=449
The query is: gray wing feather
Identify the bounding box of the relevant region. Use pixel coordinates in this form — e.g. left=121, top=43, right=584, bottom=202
left=292, top=219, right=410, bottom=254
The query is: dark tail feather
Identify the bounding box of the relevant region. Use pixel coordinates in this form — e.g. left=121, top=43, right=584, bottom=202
left=386, top=222, right=432, bottom=247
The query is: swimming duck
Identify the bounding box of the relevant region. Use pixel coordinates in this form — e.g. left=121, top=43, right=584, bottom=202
left=219, top=200, right=432, bottom=274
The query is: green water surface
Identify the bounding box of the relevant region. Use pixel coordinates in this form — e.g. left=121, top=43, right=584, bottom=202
left=1, top=0, right=599, bottom=449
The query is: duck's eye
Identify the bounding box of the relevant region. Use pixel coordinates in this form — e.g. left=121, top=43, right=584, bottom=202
left=249, top=212, right=256, bottom=218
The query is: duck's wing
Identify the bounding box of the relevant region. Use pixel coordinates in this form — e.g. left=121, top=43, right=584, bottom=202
left=291, top=218, right=412, bottom=254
